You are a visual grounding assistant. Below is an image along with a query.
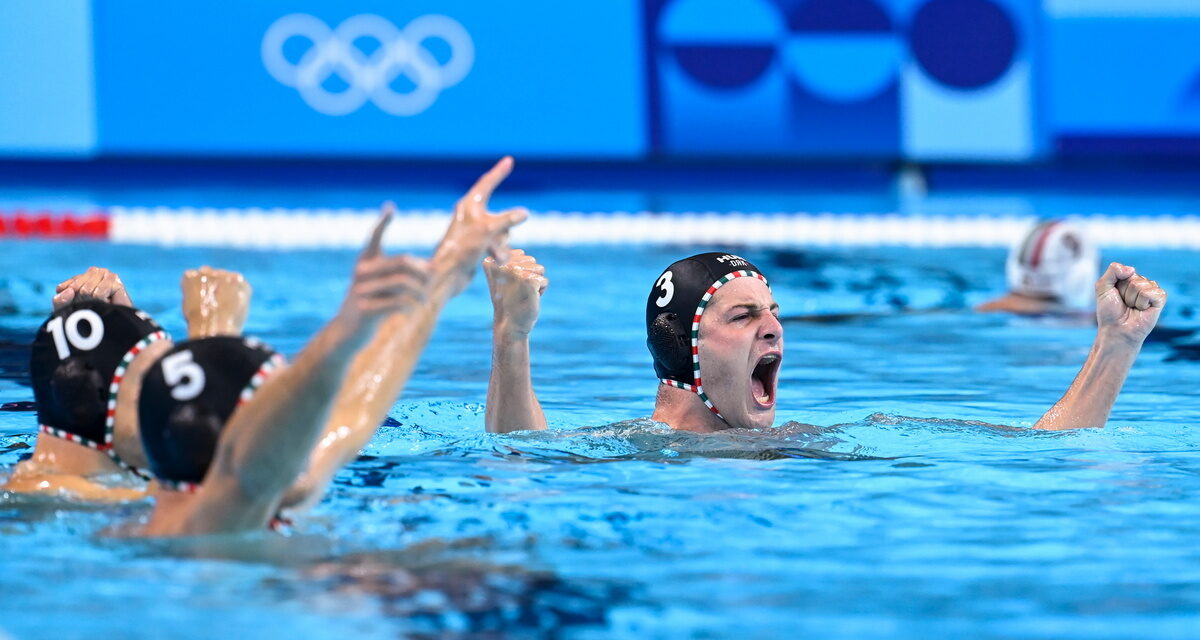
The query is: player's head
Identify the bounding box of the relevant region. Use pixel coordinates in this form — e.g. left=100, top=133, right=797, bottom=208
left=1007, top=220, right=1099, bottom=309
left=30, top=299, right=166, bottom=471
left=646, top=253, right=782, bottom=429
left=138, top=336, right=284, bottom=491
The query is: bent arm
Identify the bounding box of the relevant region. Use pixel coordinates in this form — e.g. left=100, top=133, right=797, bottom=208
left=1032, top=333, right=1139, bottom=430
left=482, top=250, right=548, bottom=433
left=1033, top=262, right=1165, bottom=430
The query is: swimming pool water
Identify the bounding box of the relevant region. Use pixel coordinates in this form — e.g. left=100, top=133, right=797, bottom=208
left=1, top=237, right=1200, bottom=638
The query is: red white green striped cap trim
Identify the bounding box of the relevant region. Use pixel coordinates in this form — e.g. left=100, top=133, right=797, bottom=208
left=238, top=353, right=287, bottom=406
left=660, top=269, right=769, bottom=421
left=156, top=478, right=201, bottom=493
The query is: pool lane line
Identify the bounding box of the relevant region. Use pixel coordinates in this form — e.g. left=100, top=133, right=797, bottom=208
left=6, top=207, right=1200, bottom=249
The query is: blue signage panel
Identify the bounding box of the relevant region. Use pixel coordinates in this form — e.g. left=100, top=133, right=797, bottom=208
left=650, top=0, right=901, bottom=157
left=900, top=0, right=1043, bottom=161
left=649, top=0, right=1044, bottom=161
left=93, top=1, right=646, bottom=157
left=1050, top=13, right=1200, bottom=140
left=0, top=0, right=96, bottom=157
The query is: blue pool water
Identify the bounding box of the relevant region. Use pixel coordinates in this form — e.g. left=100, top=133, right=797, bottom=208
left=2, top=194, right=1200, bottom=635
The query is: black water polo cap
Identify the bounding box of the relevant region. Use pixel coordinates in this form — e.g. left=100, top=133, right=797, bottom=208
left=645, top=252, right=770, bottom=390
left=138, top=336, right=283, bottom=490
left=30, top=299, right=165, bottom=450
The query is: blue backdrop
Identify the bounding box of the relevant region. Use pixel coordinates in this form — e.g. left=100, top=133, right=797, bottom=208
left=0, top=0, right=1197, bottom=161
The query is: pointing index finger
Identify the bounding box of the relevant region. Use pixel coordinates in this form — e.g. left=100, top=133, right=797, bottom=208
left=466, top=156, right=514, bottom=205
left=362, top=202, right=395, bottom=259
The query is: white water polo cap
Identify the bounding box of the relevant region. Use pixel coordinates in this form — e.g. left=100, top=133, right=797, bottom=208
left=646, top=252, right=770, bottom=421
left=1006, top=220, right=1099, bottom=309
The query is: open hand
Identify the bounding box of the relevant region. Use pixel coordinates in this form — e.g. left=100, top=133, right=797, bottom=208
left=1095, top=262, right=1166, bottom=347
left=340, top=205, right=432, bottom=328
left=54, top=267, right=133, bottom=309
left=182, top=266, right=251, bottom=338
left=435, top=157, right=529, bottom=295
left=484, top=249, right=548, bottom=338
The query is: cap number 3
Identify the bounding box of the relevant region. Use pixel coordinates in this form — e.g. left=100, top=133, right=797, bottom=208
left=655, top=271, right=675, bottom=307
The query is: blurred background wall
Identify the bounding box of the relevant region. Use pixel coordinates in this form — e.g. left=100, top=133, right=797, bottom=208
left=0, top=0, right=1197, bottom=163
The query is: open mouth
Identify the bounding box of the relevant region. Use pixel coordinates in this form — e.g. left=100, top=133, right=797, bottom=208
left=750, top=353, right=781, bottom=408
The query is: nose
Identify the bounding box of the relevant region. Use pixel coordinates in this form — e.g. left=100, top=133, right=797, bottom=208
left=759, top=312, right=783, bottom=343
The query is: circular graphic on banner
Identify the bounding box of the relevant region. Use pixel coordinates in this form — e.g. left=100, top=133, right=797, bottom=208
left=659, top=0, right=783, bottom=89
left=910, top=0, right=1017, bottom=90
left=784, top=0, right=901, bottom=103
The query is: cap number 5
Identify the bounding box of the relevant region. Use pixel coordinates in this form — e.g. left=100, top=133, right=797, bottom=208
left=163, top=350, right=206, bottom=401
left=655, top=271, right=675, bottom=307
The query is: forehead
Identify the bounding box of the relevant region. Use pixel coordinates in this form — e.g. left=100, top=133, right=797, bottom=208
left=706, top=277, right=775, bottom=311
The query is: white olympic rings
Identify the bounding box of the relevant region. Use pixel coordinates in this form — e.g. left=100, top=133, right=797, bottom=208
left=262, top=13, right=474, bottom=116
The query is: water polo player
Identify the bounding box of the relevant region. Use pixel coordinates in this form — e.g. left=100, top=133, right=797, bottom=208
left=4, top=271, right=173, bottom=499
left=484, top=249, right=1166, bottom=433
left=2, top=263, right=261, bottom=500
left=978, top=219, right=1099, bottom=315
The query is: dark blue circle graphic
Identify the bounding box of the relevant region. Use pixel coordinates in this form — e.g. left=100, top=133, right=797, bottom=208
left=910, top=0, right=1017, bottom=90
left=671, top=46, right=776, bottom=89
left=789, top=0, right=892, bottom=33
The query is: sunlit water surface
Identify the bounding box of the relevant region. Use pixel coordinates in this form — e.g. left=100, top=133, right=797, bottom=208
left=1, top=240, right=1199, bottom=639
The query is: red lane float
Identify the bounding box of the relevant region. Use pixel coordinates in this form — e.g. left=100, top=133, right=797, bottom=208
left=0, top=209, right=111, bottom=238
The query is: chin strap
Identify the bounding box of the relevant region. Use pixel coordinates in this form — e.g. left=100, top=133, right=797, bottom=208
left=660, top=378, right=724, bottom=420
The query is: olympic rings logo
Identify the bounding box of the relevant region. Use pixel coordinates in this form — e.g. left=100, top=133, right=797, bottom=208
left=262, top=14, right=474, bottom=116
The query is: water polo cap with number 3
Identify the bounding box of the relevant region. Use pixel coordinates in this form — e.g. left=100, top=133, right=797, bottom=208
left=645, top=252, right=770, bottom=420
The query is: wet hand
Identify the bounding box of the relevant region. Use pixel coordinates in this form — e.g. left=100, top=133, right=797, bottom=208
left=340, top=205, right=432, bottom=328
left=1095, top=262, right=1166, bottom=347
left=484, top=249, right=548, bottom=338
left=435, top=156, right=529, bottom=294
left=182, top=266, right=251, bottom=338
left=54, top=266, right=133, bottom=309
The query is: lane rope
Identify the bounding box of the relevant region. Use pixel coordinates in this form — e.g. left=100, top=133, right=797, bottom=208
left=3, top=207, right=1200, bottom=249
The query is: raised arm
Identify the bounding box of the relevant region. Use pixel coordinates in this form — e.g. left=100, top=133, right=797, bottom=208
left=484, top=249, right=548, bottom=433
left=177, top=211, right=432, bottom=533
left=1033, top=262, right=1166, bottom=430
left=280, top=158, right=529, bottom=511
left=181, top=266, right=251, bottom=339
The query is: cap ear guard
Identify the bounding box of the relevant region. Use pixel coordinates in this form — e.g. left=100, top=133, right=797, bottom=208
left=647, top=312, right=691, bottom=382
left=46, top=359, right=107, bottom=431
left=153, top=403, right=224, bottom=487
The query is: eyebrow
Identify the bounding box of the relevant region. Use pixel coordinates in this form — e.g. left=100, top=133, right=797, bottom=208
left=725, top=302, right=780, bottom=313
